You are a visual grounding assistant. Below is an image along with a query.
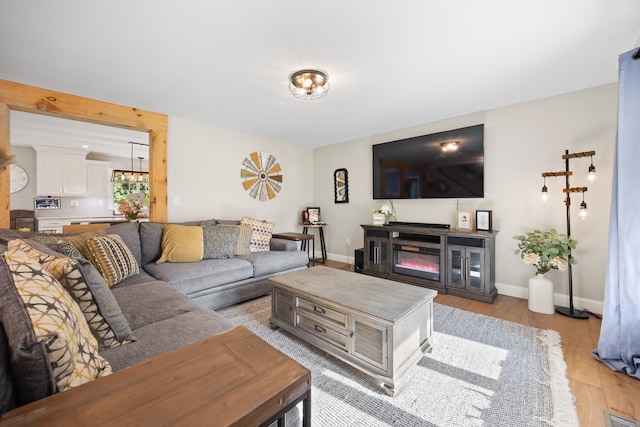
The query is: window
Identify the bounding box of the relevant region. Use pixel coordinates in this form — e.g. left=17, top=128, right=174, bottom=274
left=112, top=171, right=150, bottom=213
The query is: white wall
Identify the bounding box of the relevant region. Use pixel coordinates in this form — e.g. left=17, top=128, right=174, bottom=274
left=314, top=83, right=617, bottom=308
left=166, top=117, right=314, bottom=233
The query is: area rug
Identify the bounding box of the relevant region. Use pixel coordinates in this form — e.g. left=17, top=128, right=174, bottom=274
left=218, top=296, right=579, bottom=427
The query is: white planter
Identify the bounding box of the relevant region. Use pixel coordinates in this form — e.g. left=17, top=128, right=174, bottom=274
left=372, top=213, right=386, bottom=225
left=528, top=274, right=555, bottom=314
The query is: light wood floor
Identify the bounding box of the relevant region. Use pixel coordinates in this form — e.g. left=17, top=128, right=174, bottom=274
left=323, top=260, right=640, bottom=427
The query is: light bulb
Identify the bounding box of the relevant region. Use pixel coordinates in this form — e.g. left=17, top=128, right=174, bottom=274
left=541, top=185, right=548, bottom=202
left=579, top=200, right=588, bottom=220
left=588, top=159, right=596, bottom=182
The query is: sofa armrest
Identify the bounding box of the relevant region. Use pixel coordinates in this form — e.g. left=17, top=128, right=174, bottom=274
left=270, top=238, right=297, bottom=251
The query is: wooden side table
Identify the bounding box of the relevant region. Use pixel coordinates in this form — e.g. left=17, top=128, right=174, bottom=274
left=272, top=232, right=315, bottom=266
left=300, top=223, right=327, bottom=264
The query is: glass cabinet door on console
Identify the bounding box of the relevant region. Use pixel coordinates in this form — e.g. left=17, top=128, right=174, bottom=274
left=364, top=230, right=389, bottom=274
left=447, top=245, right=486, bottom=294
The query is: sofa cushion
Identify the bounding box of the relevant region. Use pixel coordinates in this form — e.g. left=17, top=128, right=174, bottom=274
left=240, top=217, right=274, bottom=252
left=3, top=248, right=112, bottom=394
left=156, top=224, right=204, bottom=264
left=143, top=258, right=253, bottom=296
left=0, top=324, right=16, bottom=414
left=9, top=239, right=135, bottom=350
left=86, top=235, right=140, bottom=287
left=106, top=222, right=142, bottom=266
left=139, top=222, right=164, bottom=265
left=101, top=309, right=231, bottom=371
left=110, top=281, right=201, bottom=330
left=202, top=225, right=238, bottom=259
left=241, top=250, right=310, bottom=277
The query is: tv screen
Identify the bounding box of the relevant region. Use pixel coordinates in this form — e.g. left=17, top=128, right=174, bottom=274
left=372, top=124, right=484, bottom=199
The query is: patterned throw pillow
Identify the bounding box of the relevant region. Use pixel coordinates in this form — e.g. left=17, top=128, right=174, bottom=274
left=10, top=239, right=136, bottom=350
left=218, top=224, right=252, bottom=256
left=86, top=235, right=140, bottom=287
left=32, top=234, right=86, bottom=260
left=63, top=229, right=108, bottom=258
left=202, top=225, right=239, bottom=259
left=155, top=224, right=204, bottom=264
left=3, top=248, right=112, bottom=393
left=240, top=217, right=275, bottom=252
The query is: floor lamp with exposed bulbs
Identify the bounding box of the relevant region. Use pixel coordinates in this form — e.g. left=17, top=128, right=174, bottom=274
left=540, top=149, right=596, bottom=319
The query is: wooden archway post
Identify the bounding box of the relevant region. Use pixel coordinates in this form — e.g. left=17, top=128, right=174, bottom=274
left=0, top=79, right=168, bottom=228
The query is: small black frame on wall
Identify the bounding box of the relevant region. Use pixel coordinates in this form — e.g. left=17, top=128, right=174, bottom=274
left=475, top=210, right=493, bottom=231
left=334, top=168, right=349, bottom=203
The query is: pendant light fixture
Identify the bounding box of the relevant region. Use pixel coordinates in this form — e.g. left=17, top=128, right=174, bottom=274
left=289, top=69, right=330, bottom=100
left=111, top=142, right=149, bottom=182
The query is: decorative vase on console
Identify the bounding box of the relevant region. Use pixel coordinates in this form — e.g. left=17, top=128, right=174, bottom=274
left=513, top=229, right=577, bottom=314
left=372, top=204, right=394, bottom=225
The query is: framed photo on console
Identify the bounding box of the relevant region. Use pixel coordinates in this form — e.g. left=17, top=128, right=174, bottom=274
left=475, top=210, right=493, bottom=232
left=456, top=210, right=472, bottom=231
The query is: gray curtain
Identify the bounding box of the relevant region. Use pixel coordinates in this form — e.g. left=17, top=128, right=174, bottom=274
left=591, top=48, right=640, bottom=379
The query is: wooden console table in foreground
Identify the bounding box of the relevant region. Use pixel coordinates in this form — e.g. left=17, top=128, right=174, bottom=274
left=0, top=326, right=311, bottom=427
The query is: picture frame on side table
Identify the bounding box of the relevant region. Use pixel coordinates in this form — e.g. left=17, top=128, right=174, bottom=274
left=456, top=210, right=472, bottom=231
left=307, top=207, right=321, bottom=224
left=475, top=210, right=493, bottom=232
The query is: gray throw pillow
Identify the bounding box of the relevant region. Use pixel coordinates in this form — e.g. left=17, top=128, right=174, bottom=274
left=202, top=225, right=239, bottom=259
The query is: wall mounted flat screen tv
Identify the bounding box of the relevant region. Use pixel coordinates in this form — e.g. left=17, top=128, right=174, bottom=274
left=372, top=124, right=484, bottom=199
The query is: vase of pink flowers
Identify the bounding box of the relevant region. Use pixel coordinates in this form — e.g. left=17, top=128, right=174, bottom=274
left=118, top=198, right=143, bottom=221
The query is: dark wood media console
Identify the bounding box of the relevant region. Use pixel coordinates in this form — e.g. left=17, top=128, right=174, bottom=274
left=361, top=224, right=499, bottom=303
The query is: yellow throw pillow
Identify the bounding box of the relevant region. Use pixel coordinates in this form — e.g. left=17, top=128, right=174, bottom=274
left=156, top=224, right=204, bottom=264
left=3, top=247, right=112, bottom=393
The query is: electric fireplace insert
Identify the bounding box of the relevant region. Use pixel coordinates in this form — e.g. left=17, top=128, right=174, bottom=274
left=393, top=243, right=441, bottom=282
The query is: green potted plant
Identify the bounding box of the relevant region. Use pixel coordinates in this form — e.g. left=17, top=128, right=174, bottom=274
left=513, top=229, right=577, bottom=314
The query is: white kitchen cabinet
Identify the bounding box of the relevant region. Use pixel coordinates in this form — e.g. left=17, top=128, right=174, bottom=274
left=86, top=160, right=112, bottom=196
left=34, top=146, right=88, bottom=196
left=37, top=218, right=73, bottom=234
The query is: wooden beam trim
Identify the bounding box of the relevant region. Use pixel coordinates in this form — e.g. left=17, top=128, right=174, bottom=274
left=0, top=79, right=168, bottom=227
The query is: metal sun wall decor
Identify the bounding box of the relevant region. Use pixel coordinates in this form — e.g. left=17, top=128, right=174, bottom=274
left=240, top=151, right=283, bottom=201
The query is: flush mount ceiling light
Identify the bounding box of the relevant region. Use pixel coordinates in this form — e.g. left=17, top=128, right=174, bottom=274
left=440, top=141, right=459, bottom=152
left=289, top=69, right=330, bottom=100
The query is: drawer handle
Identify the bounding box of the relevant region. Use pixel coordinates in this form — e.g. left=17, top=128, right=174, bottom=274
left=314, top=325, right=326, bottom=334
left=313, top=306, right=325, bottom=315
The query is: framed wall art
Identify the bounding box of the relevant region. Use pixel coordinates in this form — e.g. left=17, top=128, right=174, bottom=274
left=475, top=210, right=493, bottom=232
left=334, top=168, right=349, bottom=203
left=456, top=210, right=472, bottom=231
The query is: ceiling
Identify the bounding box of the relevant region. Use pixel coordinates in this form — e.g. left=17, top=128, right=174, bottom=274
left=1, top=1, right=639, bottom=155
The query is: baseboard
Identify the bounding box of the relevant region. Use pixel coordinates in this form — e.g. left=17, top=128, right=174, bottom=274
left=327, top=255, right=604, bottom=315
left=475, top=282, right=604, bottom=315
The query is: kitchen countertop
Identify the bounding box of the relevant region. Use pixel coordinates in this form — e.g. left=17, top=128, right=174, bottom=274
left=36, top=216, right=129, bottom=223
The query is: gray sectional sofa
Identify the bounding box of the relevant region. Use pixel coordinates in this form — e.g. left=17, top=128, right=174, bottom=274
left=0, top=219, right=309, bottom=414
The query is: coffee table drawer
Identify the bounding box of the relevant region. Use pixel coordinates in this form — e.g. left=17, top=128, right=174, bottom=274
left=297, top=297, right=347, bottom=328
left=296, top=313, right=348, bottom=350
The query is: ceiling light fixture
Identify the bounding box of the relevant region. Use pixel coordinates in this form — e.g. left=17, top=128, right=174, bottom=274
left=289, top=69, right=330, bottom=100
left=440, top=141, right=459, bottom=152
